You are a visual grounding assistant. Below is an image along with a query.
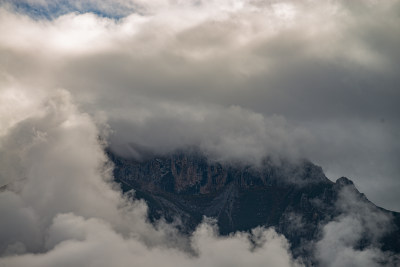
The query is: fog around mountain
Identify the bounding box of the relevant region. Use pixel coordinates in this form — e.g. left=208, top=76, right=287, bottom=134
left=2, top=0, right=400, bottom=211
left=0, top=89, right=398, bottom=266
left=1, top=0, right=400, bottom=266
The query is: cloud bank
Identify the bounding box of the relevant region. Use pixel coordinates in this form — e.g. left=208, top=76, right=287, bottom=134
left=0, top=0, right=399, bottom=265
left=1, top=86, right=396, bottom=266
left=1, top=0, right=399, bottom=210
left=0, top=89, right=302, bottom=266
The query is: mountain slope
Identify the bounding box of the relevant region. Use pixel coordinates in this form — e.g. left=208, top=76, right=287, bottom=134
left=109, top=151, right=400, bottom=263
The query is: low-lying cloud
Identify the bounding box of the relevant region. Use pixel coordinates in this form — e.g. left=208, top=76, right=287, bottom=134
left=1, top=0, right=399, bottom=210
left=0, top=89, right=302, bottom=266
left=0, top=89, right=396, bottom=266
left=315, top=185, right=399, bottom=266
left=0, top=0, right=400, bottom=265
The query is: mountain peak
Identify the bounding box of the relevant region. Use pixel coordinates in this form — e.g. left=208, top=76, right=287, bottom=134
left=335, top=176, right=354, bottom=186
left=109, top=150, right=331, bottom=196
left=109, top=151, right=400, bottom=263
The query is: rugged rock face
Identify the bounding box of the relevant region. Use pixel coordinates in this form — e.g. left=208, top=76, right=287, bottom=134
left=110, top=151, right=329, bottom=194
left=109, top=151, right=400, bottom=263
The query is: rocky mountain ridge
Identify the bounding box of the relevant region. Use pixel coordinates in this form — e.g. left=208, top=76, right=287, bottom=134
left=109, top=151, right=400, bottom=264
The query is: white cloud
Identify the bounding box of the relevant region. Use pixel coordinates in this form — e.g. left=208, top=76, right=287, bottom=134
left=315, top=186, right=399, bottom=266
left=0, top=214, right=301, bottom=267
left=0, top=0, right=399, bottom=264
left=0, top=88, right=300, bottom=266
left=1, top=0, right=400, bottom=210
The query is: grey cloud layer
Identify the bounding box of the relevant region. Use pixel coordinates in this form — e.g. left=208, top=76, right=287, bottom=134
left=0, top=86, right=395, bottom=267
left=0, top=89, right=301, bottom=266
left=1, top=1, right=399, bottom=264
left=1, top=0, right=400, bottom=218
left=1, top=1, right=399, bottom=212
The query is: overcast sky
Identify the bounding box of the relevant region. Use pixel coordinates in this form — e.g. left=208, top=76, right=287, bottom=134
left=2, top=1, right=400, bottom=204
left=2, top=0, right=398, bottom=211
left=1, top=0, right=400, bottom=266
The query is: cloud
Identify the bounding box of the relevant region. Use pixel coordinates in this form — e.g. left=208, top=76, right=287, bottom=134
left=0, top=0, right=399, bottom=264
left=0, top=89, right=188, bottom=249
left=0, top=88, right=301, bottom=266
left=109, top=105, right=311, bottom=164
left=314, top=185, right=399, bottom=266
left=0, top=191, right=41, bottom=255
left=1, top=1, right=399, bottom=213
left=0, top=214, right=301, bottom=267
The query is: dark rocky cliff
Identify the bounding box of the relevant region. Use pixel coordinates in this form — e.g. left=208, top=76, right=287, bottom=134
left=108, top=151, right=400, bottom=263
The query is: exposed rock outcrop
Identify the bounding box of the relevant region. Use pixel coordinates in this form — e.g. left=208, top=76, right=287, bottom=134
left=109, top=150, right=400, bottom=263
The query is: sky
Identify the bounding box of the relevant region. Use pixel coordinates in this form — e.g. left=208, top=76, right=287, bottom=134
left=0, top=0, right=399, bottom=265
left=1, top=0, right=398, bottom=211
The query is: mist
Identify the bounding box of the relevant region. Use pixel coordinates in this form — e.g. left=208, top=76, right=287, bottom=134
left=0, top=89, right=302, bottom=266
left=1, top=0, right=399, bottom=210
left=1, top=0, right=400, bottom=266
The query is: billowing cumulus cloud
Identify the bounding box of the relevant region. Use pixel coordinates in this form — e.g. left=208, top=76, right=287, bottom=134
left=0, top=88, right=301, bottom=266
left=0, top=0, right=399, bottom=265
